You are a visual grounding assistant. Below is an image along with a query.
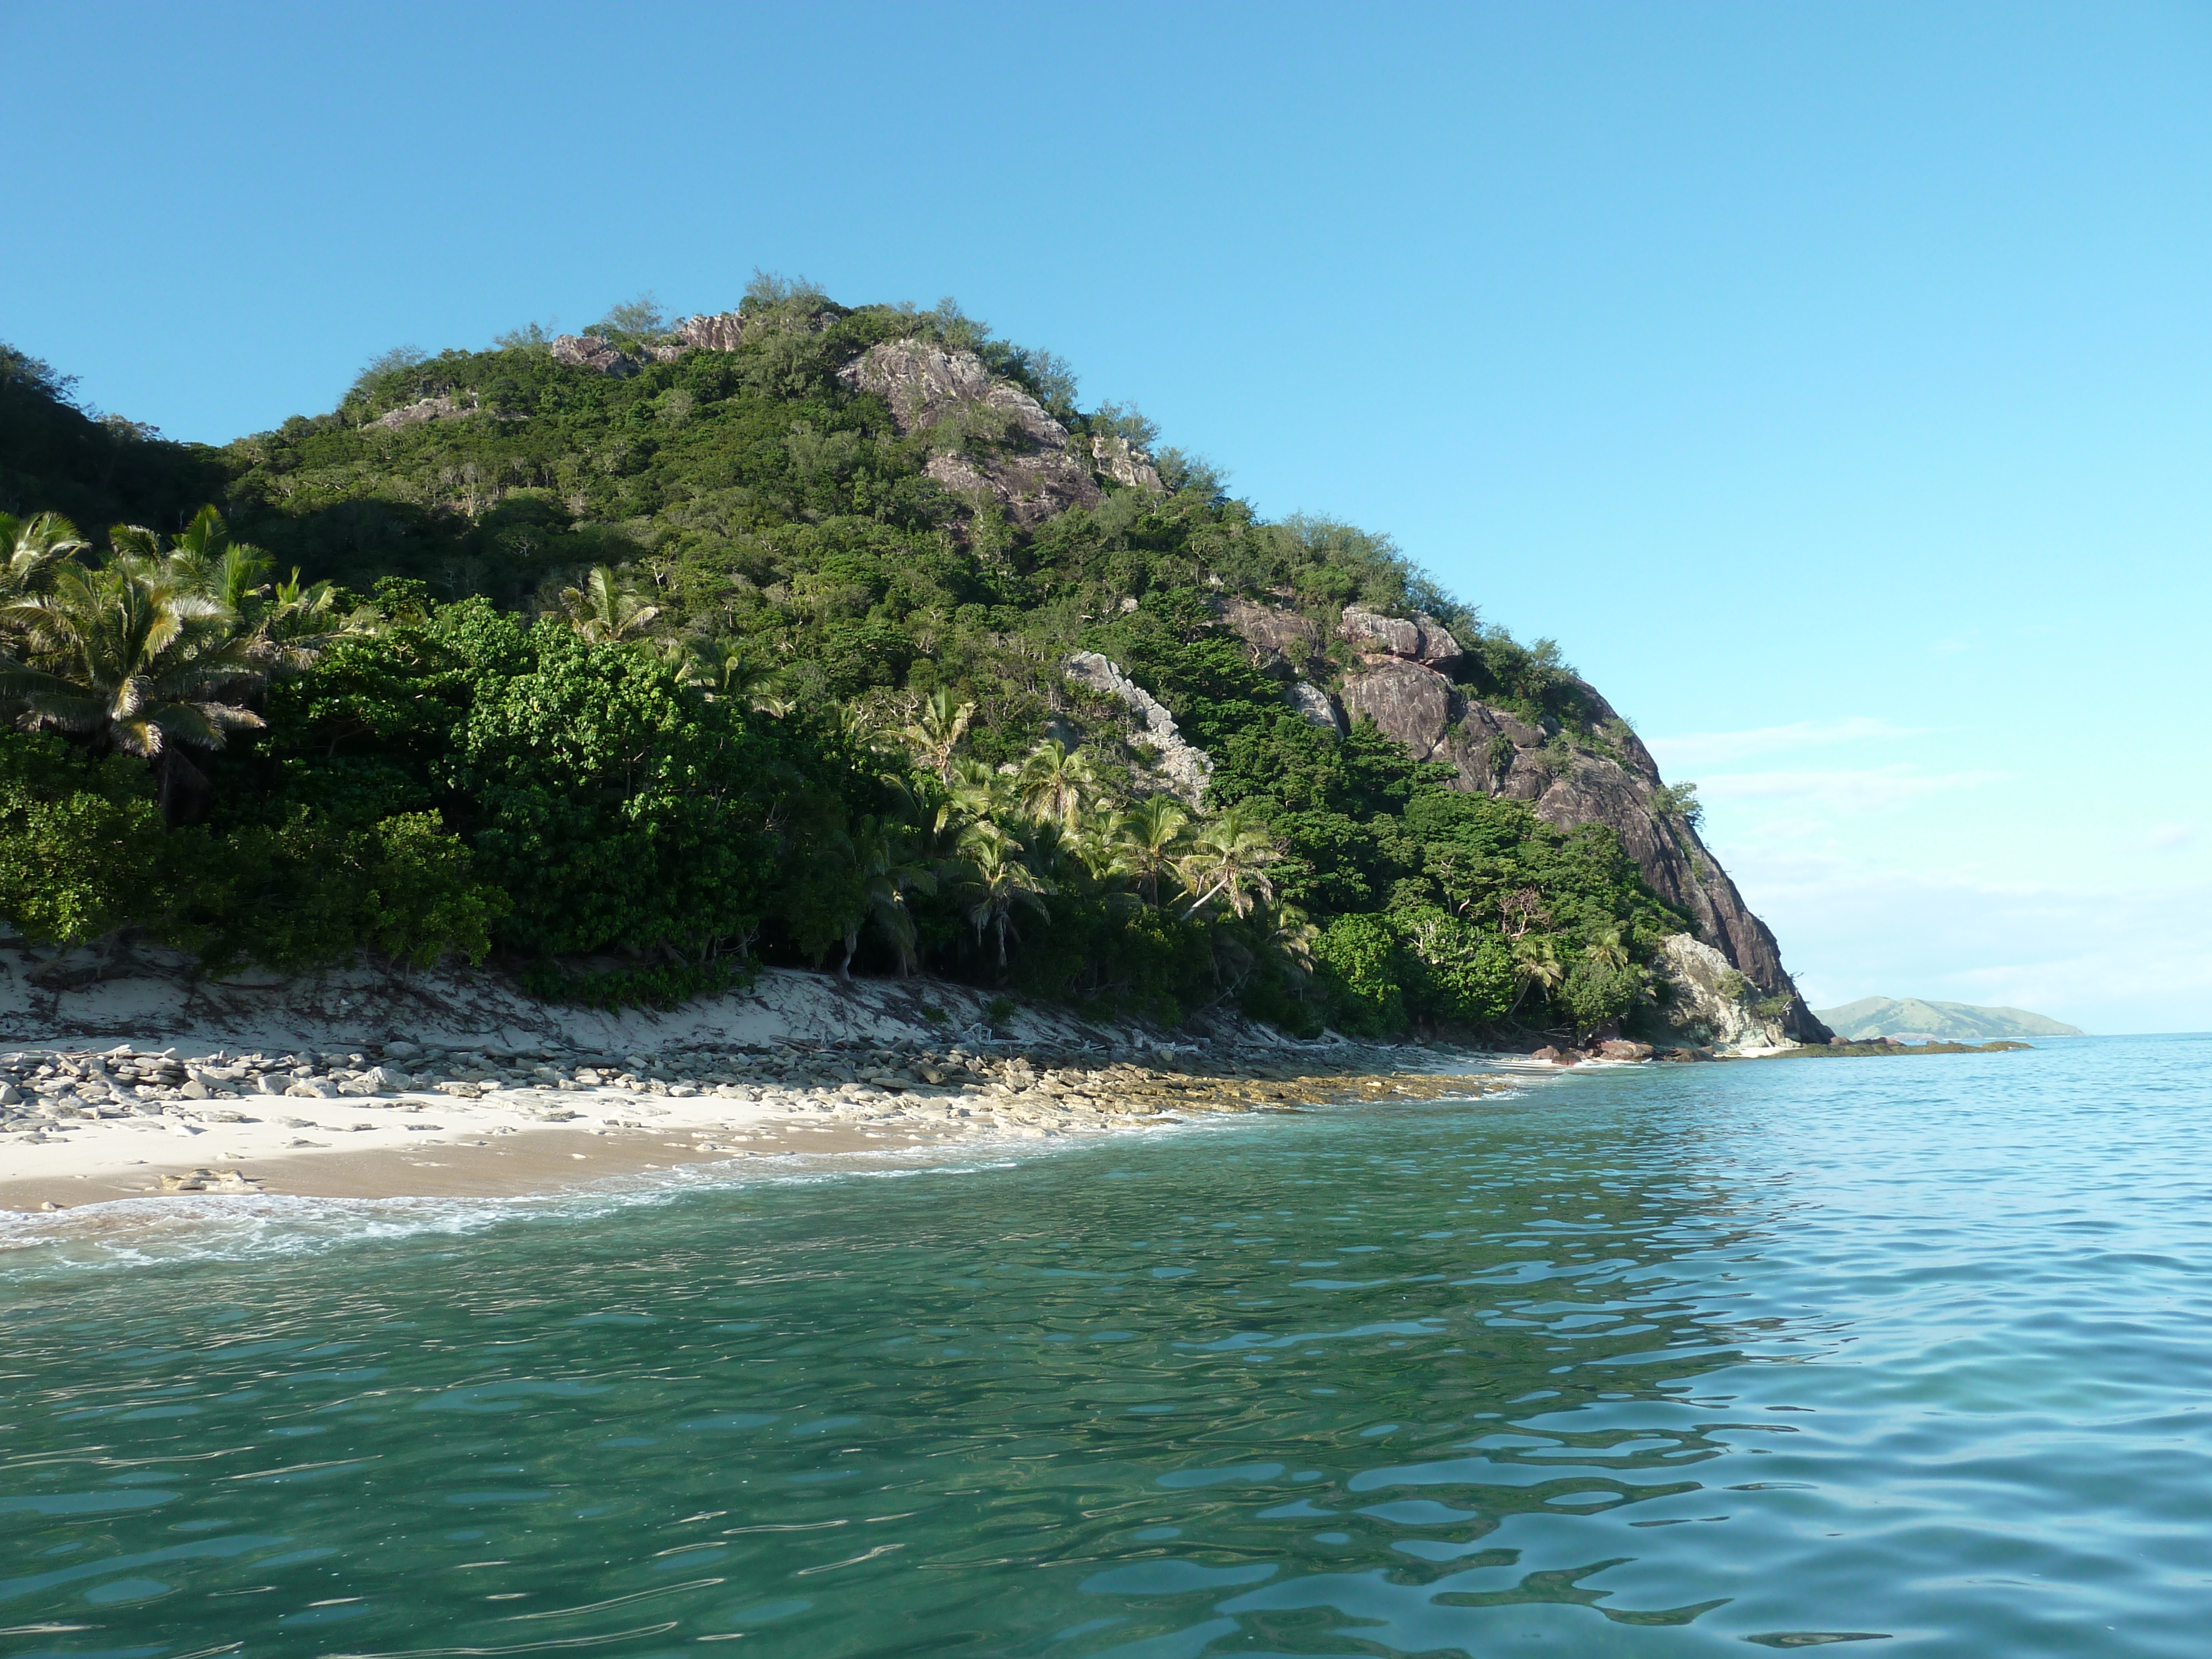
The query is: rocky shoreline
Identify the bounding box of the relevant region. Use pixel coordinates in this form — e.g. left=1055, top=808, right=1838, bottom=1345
left=0, top=1011, right=2037, bottom=1215
left=0, top=1031, right=1535, bottom=1212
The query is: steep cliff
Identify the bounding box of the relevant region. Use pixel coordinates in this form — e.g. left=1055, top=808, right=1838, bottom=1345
left=1217, top=595, right=1829, bottom=1041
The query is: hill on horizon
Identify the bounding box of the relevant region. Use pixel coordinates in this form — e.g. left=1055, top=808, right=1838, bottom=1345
left=1815, top=997, right=2084, bottom=1042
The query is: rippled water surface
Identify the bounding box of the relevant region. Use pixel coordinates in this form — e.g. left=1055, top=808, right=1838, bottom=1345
left=5, top=1034, right=2210, bottom=1657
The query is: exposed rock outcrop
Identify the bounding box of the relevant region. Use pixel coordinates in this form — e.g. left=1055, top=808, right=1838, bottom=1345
left=545, top=313, right=748, bottom=377
left=1062, top=651, right=1213, bottom=805
left=1339, top=657, right=1454, bottom=758
left=1649, top=935, right=1793, bottom=1054
left=1340, top=607, right=1463, bottom=671
left=551, top=334, right=639, bottom=378
left=1288, top=682, right=1342, bottom=733
left=676, top=311, right=746, bottom=352
left=1092, top=433, right=1165, bottom=492
left=367, top=395, right=468, bottom=433
left=1266, top=597, right=1828, bottom=1041
left=842, top=340, right=1103, bottom=528
left=1217, top=596, right=1329, bottom=679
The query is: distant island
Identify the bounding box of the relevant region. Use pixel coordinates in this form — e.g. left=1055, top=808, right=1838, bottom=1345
left=1814, top=997, right=2084, bottom=1043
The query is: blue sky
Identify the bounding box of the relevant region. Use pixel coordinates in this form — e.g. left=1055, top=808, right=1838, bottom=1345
left=6, top=2, right=2208, bottom=1031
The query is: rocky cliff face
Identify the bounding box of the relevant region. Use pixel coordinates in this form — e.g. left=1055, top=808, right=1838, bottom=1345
left=1062, top=651, right=1213, bottom=804
left=1214, top=597, right=1829, bottom=1041
left=841, top=340, right=1107, bottom=528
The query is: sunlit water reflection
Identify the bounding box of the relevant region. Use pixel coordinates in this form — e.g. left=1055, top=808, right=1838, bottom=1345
left=4, top=1034, right=2208, bottom=1656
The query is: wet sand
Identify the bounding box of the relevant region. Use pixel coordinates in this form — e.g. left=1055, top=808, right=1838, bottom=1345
left=0, top=1114, right=1068, bottom=1212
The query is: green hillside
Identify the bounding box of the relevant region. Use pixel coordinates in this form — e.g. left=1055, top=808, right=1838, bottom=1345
left=1814, top=997, right=2084, bottom=1041
left=0, top=283, right=1712, bottom=1038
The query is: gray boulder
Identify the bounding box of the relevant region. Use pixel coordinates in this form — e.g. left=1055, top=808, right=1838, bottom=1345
left=676, top=311, right=746, bottom=352
left=1648, top=935, right=1793, bottom=1053
left=1340, top=658, right=1454, bottom=759
left=1288, top=681, right=1342, bottom=733
left=1215, top=598, right=1328, bottom=679
left=366, top=395, right=469, bottom=433
left=1339, top=607, right=1464, bottom=671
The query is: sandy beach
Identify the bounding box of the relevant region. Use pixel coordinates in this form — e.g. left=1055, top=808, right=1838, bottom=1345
left=0, top=1028, right=1540, bottom=1214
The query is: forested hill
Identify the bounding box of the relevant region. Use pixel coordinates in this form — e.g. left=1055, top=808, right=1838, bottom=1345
left=0, top=283, right=1827, bottom=1044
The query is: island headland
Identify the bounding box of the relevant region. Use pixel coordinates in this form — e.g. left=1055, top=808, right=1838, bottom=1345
left=0, top=279, right=1870, bottom=1215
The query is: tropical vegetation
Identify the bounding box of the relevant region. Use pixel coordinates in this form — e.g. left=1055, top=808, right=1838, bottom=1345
left=0, top=284, right=1689, bottom=1036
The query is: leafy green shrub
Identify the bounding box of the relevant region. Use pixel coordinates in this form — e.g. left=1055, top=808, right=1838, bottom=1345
left=1391, top=905, right=1516, bottom=1024
left=185, top=808, right=507, bottom=973
left=451, top=624, right=791, bottom=961
left=1562, top=957, right=1642, bottom=1036
left=1652, top=780, right=1704, bottom=829
left=0, top=744, right=169, bottom=946
left=1312, top=913, right=1406, bottom=1035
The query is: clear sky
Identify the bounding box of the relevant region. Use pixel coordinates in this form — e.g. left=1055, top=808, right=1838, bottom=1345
left=6, top=2, right=2208, bottom=1032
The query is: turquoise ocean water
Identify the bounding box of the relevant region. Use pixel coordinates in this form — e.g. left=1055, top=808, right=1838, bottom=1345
left=3, top=1034, right=2209, bottom=1657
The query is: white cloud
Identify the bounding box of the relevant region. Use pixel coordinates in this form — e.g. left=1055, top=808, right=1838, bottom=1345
left=2147, top=823, right=2196, bottom=852
left=1647, top=716, right=1928, bottom=769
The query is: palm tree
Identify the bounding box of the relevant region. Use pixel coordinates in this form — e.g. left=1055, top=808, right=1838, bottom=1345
left=558, top=566, right=660, bottom=643
left=899, top=687, right=975, bottom=782
left=836, top=816, right=936, bottom=980
left=0, top=511, right=88, bottom=601
left=119, top=509, right=371, bottom=672
left=1018, top=738, right=1097, bottom=830
left=667, top=635, right=771, bottom=702
left=1176, top=804, right=1280, bottom=920
left=953, top=823, right=1051, bottom=968
left=1068, top=801, right=1131, bottom=888
left=1114, top=795, right=1192, bottom=906
left=1506, top=934, right=1564, bottom=1020
left=1017, top=815, right=1095, bottom=895
left=156, top=505, right=272, bottom=614
left=946, top=755, right=1016, bottom=825
left=1584, top=929, right=1629, bottom=972
left=1262, top=900, right=1319, bottom=972
left=0, top=557, right=266, bottom=823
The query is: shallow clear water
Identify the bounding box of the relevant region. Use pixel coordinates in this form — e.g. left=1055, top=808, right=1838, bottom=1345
left=4, top=1034, right=2210, bottom=1657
